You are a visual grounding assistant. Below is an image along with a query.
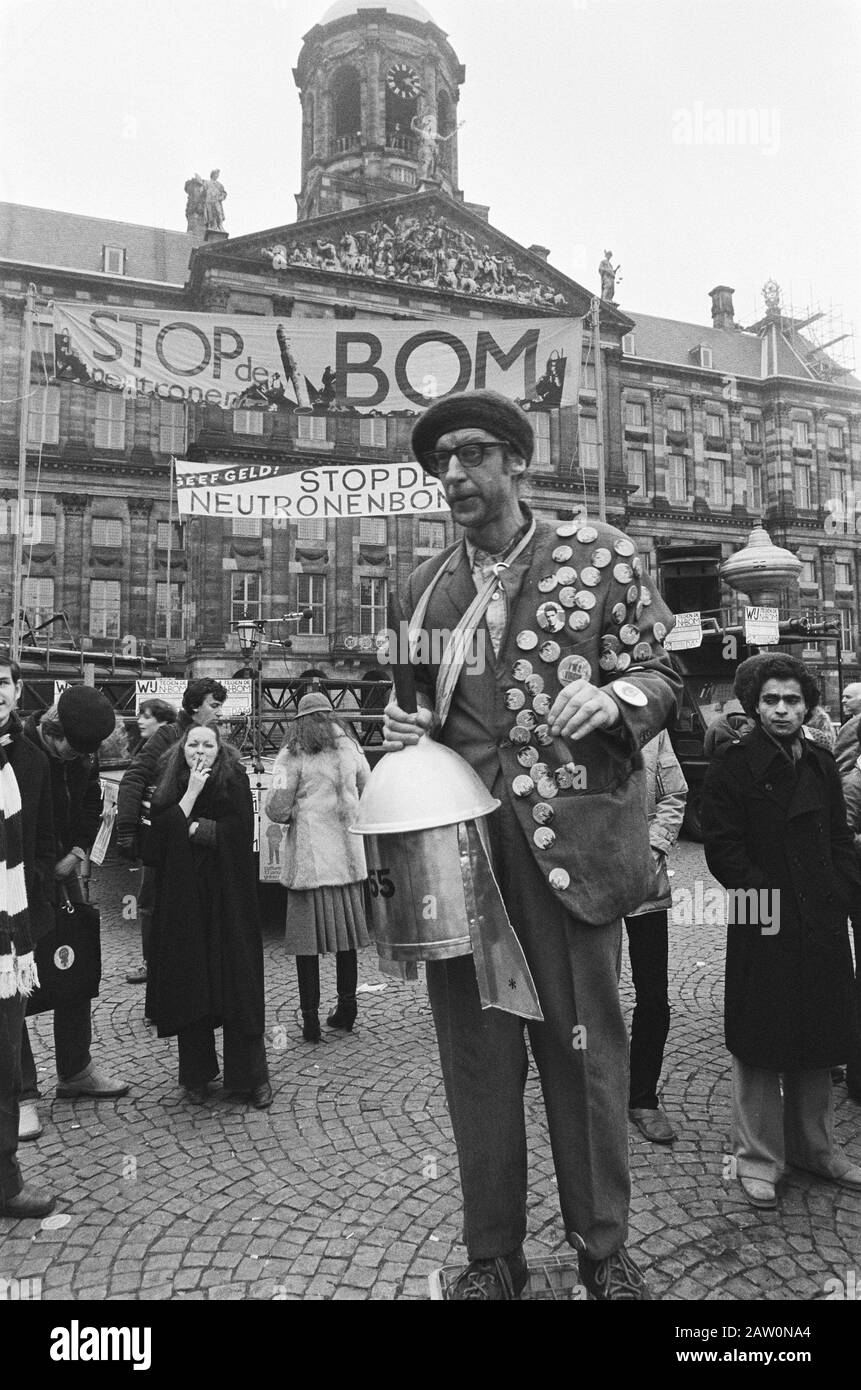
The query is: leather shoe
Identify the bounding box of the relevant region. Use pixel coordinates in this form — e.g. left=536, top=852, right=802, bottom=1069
left=184, top=1085, right=209, bottom=1106
left=739, top=1175, right=777, bottom=1208
left=18, top=1102, right=42, bottom=1142
left=578, top=1245, right=651, bottom=1300
left=0, top=1183, right=57, bottom=1219
left=791, top=1160, right=861, bottom=1191
left=629, top=1106, right=676, bottom=1144
left=56, top=1063, right=130, bottom=1099
left=449, top=1247, right=528, bottom=1300
left=251, top=1081, right=273, bottom=1109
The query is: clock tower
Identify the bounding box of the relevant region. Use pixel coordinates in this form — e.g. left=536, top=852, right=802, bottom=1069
left=294, top=1, right=465, bottom=220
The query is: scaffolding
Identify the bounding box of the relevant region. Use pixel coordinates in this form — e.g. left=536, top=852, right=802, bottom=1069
left=783, top=296, right=856, bottom=383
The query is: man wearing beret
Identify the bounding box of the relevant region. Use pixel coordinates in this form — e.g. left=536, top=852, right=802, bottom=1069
left=383, top=389, right=681, bottom=1300
left=19, top=686, right=129, bottom=1127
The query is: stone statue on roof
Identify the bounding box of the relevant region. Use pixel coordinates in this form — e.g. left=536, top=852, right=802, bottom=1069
left=184, top=173, right=206, bottom=230
left=203, top=169, right=227, bottom=232
left=599, top=250, right=619, bottom=302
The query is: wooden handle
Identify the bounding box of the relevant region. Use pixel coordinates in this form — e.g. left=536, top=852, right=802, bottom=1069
left=387, top=592, right=417, bottom=714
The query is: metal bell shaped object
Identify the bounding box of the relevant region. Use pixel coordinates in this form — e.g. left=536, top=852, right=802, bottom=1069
left=351, top=734, right=499, bottom=834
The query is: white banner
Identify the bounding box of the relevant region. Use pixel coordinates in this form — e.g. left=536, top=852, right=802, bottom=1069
left=135, top=678, right=252, bottom=717
left=175, top=459, right=447, bottom=520
left=51, top=304, right=581, bottom=414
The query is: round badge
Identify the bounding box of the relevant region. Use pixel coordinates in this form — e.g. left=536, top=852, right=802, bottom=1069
left=613, top=563, right=634, bottom=585
left=614, top=537, right=635, bottom=557
left=639, top=585, right=652, bottom=607
left=558, top=586, right=578, bottom=608
left=592, top=547, right=612, bottom=569
left=537, top=575, right=558, bottom=594
left=574, top=590, right=597, bottom=611
left=509, top=725, right=532, bottom=745
left=54, top=945, right=75, bottom=971
left=601, top=634, right=621, bottom=653
left=568, top=611, right=590, bottom=632
left=611, top=602, right=627, bottom=625
left=516, top=630, right=539, bottom=651
left=580, top=566, right=601, bottom=588
left=616, top=652, right=632, bottom=672
left=534, top=826, right=557, bottom=851
left=535, top=724, right=555, bottom=747
left=620, top=624, right=640, bottom=646
left=539, top=640, right=561, bottom=664
left=555, top=566, right=577, bottom=586
left=536, top=602, right=565, bottom=633
left=612, top=680, right=648, bottom=708
left=633, top=641, right=653, bottom=662
left=533, top=693, right=552, bottom=717
left=653, top=621, right=668, bottom=642
left=626, top=584, right=640, bottom=604
left=536, top=777, right=559, bottom=799
left=505, top=688, right=526, bottom=711
left=556, top=522, right=579, bottom=538
left=533, top=801, right=555, bottom=826
left=518, top=745, right=540, bottom=768
left=576, top=526, right=598, bottom=544
left=555, top=764, right=575, bottom=789
left=599, top=651, right=618, bottom=672
left=549, top=867, right=571, bottom=891
left=513, top=775, right=535, bottom=798
left=530, top=762, right=551, bottom=784
left=558, top=654, right=593, bottom=685
left=512, top=659, right=534, bottom=681
left=552, top=544, right=574, bottom=563
left=525, top=673, right=545, bottom=696
left=516, top=709, right=536, bottom=730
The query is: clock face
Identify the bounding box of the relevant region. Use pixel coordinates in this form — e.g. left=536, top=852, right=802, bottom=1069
left=387, top=62, right=420, bottom=100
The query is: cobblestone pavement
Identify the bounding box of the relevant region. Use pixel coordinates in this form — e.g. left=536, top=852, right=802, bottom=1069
left=2, top=839, right=859, bottom=1302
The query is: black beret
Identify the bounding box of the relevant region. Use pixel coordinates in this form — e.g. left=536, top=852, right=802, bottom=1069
left=411, top=389, right=534, bottom=465
left=57, top=686, right=116, bottom=754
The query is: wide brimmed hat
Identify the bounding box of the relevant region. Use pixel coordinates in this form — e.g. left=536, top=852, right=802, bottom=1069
left=292, top=692, right=335, bottom=719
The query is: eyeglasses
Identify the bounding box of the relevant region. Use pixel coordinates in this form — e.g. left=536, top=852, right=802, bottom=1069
left=419, top=439, right=509, bottom=478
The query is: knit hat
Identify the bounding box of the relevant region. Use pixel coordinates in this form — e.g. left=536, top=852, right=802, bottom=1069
left=57, top=686, right=116, bottom=753
left=292, top=692, right=334, bottom=719
left=411, top=389, right=534, bottom=465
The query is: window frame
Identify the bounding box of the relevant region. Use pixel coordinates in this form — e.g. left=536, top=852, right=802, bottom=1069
left=359, top=576, right=388, bottom=637
left=94, top=392, right=126, bottom=449
left=91, top=517, right=123, bottom=548
left=89, top=579, right=122, bottom=639
left=297, top=573, right=327, bottom=636
left=230, top=572, right=262, bottom=623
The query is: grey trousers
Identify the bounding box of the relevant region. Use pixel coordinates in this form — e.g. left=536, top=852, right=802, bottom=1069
left=425, top=786, right=630, bottom=1263
left=732, top=1057, right=848, bottom=1183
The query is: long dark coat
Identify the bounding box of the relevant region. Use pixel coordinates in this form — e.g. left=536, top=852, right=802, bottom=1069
left=4, top=716, right=55, bottom=940
left=702, top=724, right=860, bottom=1069
left=145, top=761, right=265, bottom=1040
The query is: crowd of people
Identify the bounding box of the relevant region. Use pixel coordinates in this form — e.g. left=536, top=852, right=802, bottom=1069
left=1, top=388, right=859, bottom=1303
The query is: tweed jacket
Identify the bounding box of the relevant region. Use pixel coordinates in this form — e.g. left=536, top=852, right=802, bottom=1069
left=402, top=514, right=682, bottom=925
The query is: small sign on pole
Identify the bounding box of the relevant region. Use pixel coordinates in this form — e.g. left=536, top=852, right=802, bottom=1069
left=744, top=606, right=780, bottom=646
left=663, top=612, right=703, bottom=651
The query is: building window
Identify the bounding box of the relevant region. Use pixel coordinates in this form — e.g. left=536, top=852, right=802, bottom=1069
left=156, top=582, right=185, bottom=638
left=707, top=459, right=726, bottom=506
left=26, top=511, right=56, bottom=547
left=297, top=518, right=326, bottom=541
left=799, top=559, right=816, bottom=586
left=102, top=245, right=126, bottom=275
left=793, top=464, right=811, bottom=508
left=231, top=572, right=261, bottom=622
left=580, top=416, right=599, bottom=469
left=232, top=518, right=263, bottom=538
left=793, top=419, right=810, bottom=448
left=827, top=423, right=846, bottom=449
left=744, top=463, right=763, bottom=511
left=580, top=362, right=596, bottom=391
left=839, top=608, right=855, bottom=654
left=667, top=454, right=687, bottom=503
left=705, top=412, right=724, bottom=439
left=359, top=416, right=387, bottom=447
left=360, top=577, right=388, bottom=636
left=417, top=520, right=447, bottom=549
left=27, top=385, right=60, bottom=445
left=621, top=333, right=636, bottom=356
left=91, top=517, right=123, bottom=547
left=159, top=401, right=187, bottom=454
left=156, top=521, right=184, bottom=550
left=359, top=517, right=387, bottom=545
left=667, top=407, right=685, bottom=433
left=802, top=605, right=820, bottom=654
left=89, top=580, right=121, bottom=638
left=21, top=576, right=54, bottom=631
left=744, top=417, right=762, bottom=443
left=626, top=400, right=646, bottom=428
left=297, top=414, right=328, bottom=442
left=94, top=392, right=125, bottom=449
left=297, top=574, right=327, bottom=635
left=532, top=412, right=552, bottom=468
left=626, top=448, right=646, bottom=497
left=233, top=409, right=264, bottom=436
left=835, top=559, right=853, bottom=588
left=829, top=469, right=849, bottom=509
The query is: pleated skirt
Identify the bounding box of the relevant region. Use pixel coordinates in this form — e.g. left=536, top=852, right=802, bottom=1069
left=284, top=880, right=370, bottom=956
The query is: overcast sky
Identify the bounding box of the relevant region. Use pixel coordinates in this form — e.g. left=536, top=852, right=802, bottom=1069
left=1, top=0, right=859, bottom=357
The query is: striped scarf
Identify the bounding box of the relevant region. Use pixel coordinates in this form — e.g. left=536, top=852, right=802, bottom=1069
left=0, top=740, right=37, bottom=998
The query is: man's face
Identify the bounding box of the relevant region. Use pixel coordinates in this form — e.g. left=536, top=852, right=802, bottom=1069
left=757, top=678, right=806, bottom=741
left=432, top=428, right=523, bottom=532
left=193, top=694, right=223, bottom=726
left=842, top=685, right=861, bottom=718
left=0, top=666, right=22, bottom=729
left=42, top=729, right=82, bottom=762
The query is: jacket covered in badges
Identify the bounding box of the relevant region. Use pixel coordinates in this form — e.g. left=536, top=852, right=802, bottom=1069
left=402, top=515, right=682, bottom=925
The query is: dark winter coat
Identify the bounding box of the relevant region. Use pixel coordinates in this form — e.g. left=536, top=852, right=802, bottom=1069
left=1, top=715, right=55, bottom=941
left=145, top=758, right=265, bottom=1040
left=22, top=713, right=103, bottom=858
left=702, top=723, right=860, bottom=1069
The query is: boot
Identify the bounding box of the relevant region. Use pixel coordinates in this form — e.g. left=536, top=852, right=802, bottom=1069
left=302, top=1012, right=321, bottom=1043
left=328, top=949, right=358, bottom=1030
left=326, top=996, right=357, bottom=1031
left=296, top=955, right=321, bottom=1042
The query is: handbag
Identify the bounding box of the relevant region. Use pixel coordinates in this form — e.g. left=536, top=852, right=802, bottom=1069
left=25, top=888, right=102, bottom=1016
